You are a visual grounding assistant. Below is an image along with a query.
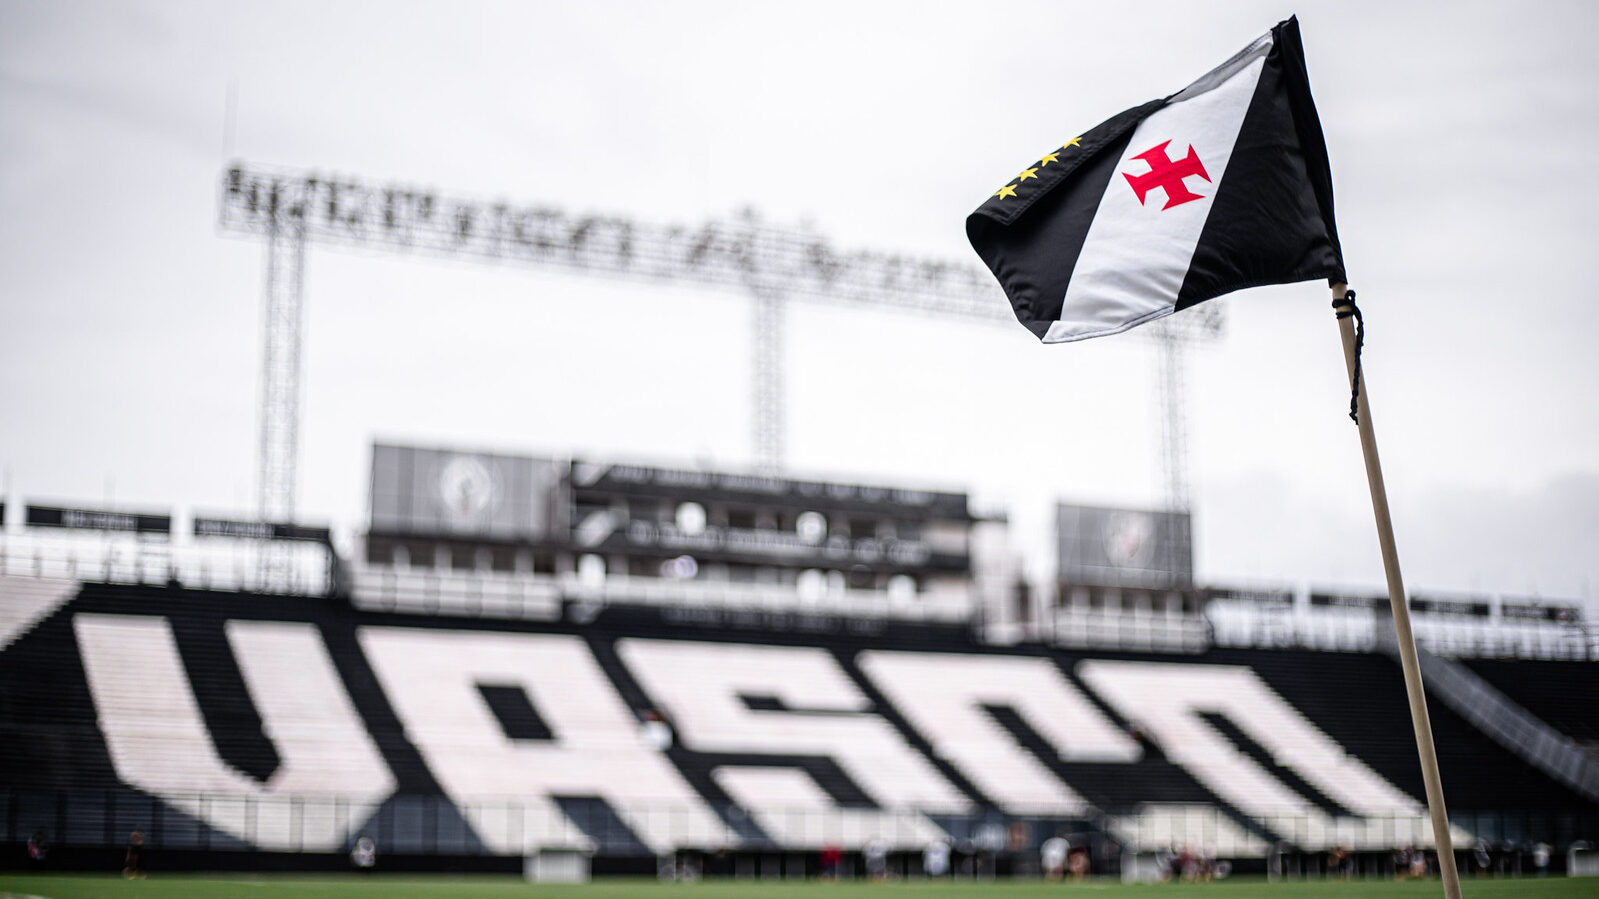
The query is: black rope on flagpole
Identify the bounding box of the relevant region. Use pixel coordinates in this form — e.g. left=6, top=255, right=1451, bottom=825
left=1333, top=290, right=1364, bottom=424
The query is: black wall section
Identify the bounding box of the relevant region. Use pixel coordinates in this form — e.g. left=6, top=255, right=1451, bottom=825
left=477, top=684, right=555, bottom=742
left=1465, top=659, right=1599, bottom=744
left=167, top=603, right=280, bottom=784
left=0, top=607, right=119, bottom=790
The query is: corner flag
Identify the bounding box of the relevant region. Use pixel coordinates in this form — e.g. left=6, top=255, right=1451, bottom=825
left=966, top=16, right=1343, bottom=342
left=965, top=18, right=1471, bottom=899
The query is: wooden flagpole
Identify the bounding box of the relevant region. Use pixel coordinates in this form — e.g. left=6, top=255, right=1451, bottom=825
left=1332, top=282, right=1462, bottom=899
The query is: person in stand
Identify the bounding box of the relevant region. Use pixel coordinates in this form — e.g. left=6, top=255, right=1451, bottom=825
left=123, top=828, right=146, bottom=880
left=350, top=836, right=377, bottom=873
left=1039, top=833, right=1069, bottom=881
left=1409, top=847, right=1431, bottom=879
left=1472, top=839, right=1491, bottom=877
left=1532, top=842, right=1552, bottom=877
left=863, top=835, right=889, bottom=882
left=1066, top=846, right=1091, bottom=882
left=922, top=838, right=950, bottom=879
left=1328, top=844, right=1351, bottom=881
left=1006, top=821, right=1036, bottom=878
left=1155, top=845, right=1177, bottom=882
left=26, top=829, right=49, bottom=866
left=640, top=708, right=673, bottom=751
left=819, top=843, right=842, bottom=882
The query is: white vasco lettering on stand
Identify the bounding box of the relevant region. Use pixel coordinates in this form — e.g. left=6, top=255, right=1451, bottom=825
left=617, top=638, right=971, bottom=845
left=358, top=627, right=725, bottom=853
left=709, top=767, right=947, bottom=849
left=1078, top=660, right=1425, bottom=849
left=858, top=650, right=1140, bottom=814
left=74, top=614, right=394, bottom=850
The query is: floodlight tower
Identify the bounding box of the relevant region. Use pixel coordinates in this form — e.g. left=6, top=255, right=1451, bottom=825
left=1153, top=325, right=1191, bottom=514
left=218, top=162, right=1220, bottom=522
left=257, top=212, right=307, bottom=523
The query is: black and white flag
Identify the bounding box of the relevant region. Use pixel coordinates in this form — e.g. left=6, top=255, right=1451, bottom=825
left=967, top=16, right=1344, bottom=342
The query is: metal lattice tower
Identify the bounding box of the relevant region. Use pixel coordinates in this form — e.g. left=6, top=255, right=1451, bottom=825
left=219, top=162, right=1220, bottom=514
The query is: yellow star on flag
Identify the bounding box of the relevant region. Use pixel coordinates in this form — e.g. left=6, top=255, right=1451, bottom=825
left=1039, top=152, right=1060, bottom=166
left=1063, top=136, right=1082, bottom=149
left=993, top=184, right=1018, bottom=199
left=1016, top=167, right=1039, bottom=181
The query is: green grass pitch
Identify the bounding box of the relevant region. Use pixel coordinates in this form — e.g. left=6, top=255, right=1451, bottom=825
left=1, top=875, right=1595, bottom=898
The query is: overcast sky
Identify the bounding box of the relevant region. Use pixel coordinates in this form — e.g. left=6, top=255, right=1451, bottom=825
left=2, top=0, right=1596, bottom=607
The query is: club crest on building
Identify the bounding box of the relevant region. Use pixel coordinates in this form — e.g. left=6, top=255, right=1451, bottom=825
left=1123, top=140, right=1210, bottom=210
left=437, top=454, right=499, bottom=526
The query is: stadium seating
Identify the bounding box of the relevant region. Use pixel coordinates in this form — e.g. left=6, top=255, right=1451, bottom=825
left=1078, top=659, right=1419, bottom=816
left=711, top=767, right=945, bottom=849
left=1, top=578, right=1595, bottom=866
left=359, top=627, right=725, bottom=854
left=617, top=639, right=973, bottom=820
left=1228, top=647, right=1595, bottom=813
left=74, top=614, right=393, bottom=850
left=0, top=575, right=75, bottom=651
left=856, top=650, right=1138, bottom=814
left=1078, top=658, right=1444, bottom=851
left=1465, top=658, right=1599, bottom=744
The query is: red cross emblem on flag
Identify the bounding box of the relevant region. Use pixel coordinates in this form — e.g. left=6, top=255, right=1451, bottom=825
left=1123, top=140, right=1210, bottom=210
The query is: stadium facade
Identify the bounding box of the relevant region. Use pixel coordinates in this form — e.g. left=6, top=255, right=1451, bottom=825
left=1, top=442, right=1595, bottom=880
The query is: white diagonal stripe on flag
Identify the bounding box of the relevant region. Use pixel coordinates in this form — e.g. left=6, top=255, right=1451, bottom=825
left=1043, top=36, right=1271, bottom=343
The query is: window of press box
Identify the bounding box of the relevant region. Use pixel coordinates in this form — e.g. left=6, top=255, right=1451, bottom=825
left=573, top=502, right=610, bottom=521
left=847, top=565, right=874, bottom=589
left=847, top=517, right=884, bottom=539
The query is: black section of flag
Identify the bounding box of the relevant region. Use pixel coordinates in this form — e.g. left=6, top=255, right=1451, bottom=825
left=967, top=102, right=1162, bottom=338
left=968, top=100, right=1165, bottom=227
left=959, top=113, right=1151, bottom=334
left=1177, top=17, right=1344, bottom=308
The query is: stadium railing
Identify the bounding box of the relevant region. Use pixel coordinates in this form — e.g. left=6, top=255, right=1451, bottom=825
left=5, top=787, right=1593, bottom=865
left=349, top=565, right=974, bottom=624
left=0, top=534, right=330, bottom=597
left=1208, top=601, right=1598, bottom=662
left=1047, top=608, right=1212, bottom=653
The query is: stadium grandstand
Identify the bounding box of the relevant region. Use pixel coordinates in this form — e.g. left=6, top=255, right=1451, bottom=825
left=1, top=442, right=1596, bottom=883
